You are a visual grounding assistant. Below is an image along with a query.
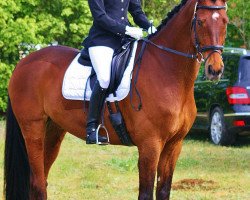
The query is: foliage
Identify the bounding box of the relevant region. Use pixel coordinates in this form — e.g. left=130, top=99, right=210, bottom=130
left=0, top=63, right=13, bottom=112
left=226, top=0, right=250, bottom=48
left=142, top=0, right=181, bottom=25
left=0, top=0, right=92, bottom=112
left=0, top=0, right=249, bottom=112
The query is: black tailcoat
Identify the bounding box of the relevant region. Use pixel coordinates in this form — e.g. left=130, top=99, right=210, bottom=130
left=82, top=0, right=151, bottom=50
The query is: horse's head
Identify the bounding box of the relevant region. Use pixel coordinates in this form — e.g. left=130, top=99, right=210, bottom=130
left=192, top=0, right=228, bottom=80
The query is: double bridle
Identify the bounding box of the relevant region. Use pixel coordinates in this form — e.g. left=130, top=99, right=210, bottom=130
left=142, top=1, right=227, bottom=64
left=192, top=2, right=227, bottom=63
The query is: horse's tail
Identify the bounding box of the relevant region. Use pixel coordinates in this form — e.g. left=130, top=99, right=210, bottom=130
left=4, top=97, right=30, bottom=200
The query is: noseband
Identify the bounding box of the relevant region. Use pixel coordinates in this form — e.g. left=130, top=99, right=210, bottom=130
left=192, top=2, right=227, bottom=63
left=142, top=1, right=227, bottom=64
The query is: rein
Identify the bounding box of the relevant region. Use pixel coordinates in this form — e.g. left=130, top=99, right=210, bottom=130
left=130, top=1, right=227, bottom=111
left=142, top=38, right=196, bottom=59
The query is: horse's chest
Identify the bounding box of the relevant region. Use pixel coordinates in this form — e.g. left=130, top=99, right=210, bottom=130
left=161, top=104, right=196, bottom=135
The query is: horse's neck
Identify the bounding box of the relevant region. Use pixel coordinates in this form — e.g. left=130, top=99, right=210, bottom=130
left=147, top=0, right=199, bottom=90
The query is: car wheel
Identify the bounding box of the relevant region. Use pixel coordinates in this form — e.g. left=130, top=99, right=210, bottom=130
left=210, top=107, right=235, bottom=145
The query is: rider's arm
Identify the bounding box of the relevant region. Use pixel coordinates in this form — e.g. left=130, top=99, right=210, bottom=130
left=128, top=0, right=151, bottom=30
left=88, top=0, right=126, bottom=36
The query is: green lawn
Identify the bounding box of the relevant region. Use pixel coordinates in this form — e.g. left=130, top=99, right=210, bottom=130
left=0, top=121, right=250, bottom=200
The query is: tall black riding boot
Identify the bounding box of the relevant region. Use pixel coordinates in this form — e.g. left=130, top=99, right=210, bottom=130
left=86, top=81, right=108, bottom=144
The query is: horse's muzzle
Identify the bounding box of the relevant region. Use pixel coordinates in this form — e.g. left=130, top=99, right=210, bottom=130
left=204, top=52, right=224, bottom=81
left=206, top=64, right=224, bottom=81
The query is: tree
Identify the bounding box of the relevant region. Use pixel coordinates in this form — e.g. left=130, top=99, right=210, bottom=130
left=142, top=0, right=181, bottom=25
left=0, top=0, right=92, bottom=112
left=226, top=0, right=250, bottom=48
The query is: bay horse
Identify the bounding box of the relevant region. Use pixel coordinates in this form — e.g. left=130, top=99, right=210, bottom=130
left=4, top=0, right=228, bottom=199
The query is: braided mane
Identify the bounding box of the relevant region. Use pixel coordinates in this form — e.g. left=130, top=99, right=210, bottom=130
left=154, top=0, right=218, bottom=33
left=156, top=0, right=189, bottom=33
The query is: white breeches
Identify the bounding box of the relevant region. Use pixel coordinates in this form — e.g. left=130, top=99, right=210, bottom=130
left=89, top=46, right=114, bottom=89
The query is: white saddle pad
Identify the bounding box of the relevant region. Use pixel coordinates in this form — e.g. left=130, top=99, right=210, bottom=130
left=62, top=41, right=138, bottom=102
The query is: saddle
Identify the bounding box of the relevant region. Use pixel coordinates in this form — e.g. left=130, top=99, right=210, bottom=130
left=78, top=41, right=134, bottom=96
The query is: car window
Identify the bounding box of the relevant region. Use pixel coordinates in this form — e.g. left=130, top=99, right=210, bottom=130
left=222, top=53, right=240, bottom=84
left=238, top=56, right=250, bottom=82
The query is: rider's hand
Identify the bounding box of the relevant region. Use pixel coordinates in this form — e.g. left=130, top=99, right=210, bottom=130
left=125, top=26, right=143, bottom=40
left=148, top=26, right=157, bottom=34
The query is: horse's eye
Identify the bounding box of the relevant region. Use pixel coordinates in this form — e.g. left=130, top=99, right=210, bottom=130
left=197, top=19, right=204, bottom=27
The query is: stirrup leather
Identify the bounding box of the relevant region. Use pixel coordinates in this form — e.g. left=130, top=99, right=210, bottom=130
left=96, top=124, right=110, bottom=145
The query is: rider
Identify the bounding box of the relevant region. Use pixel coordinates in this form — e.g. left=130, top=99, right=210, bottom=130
left=83, top=0, right=157, bottom=144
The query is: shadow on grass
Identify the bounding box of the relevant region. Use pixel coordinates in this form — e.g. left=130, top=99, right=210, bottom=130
left=185, top=130, right=250, bottom=148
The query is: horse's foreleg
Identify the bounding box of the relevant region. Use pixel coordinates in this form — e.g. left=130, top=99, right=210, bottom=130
left=44, top=120, right=66, bottom=180
left=156, top=141, right=183, bottom=200
left=137, top=140, right=163, bottom=200
left=20, top=118, right=48, bottom=200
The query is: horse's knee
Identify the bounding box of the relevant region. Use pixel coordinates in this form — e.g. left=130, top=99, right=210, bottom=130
left=138, top=143, right=163, bottom=200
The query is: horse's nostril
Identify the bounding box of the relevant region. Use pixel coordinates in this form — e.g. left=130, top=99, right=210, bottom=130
left=208, top=65, right=213, bottom=74
left=208, top=64, right=223, bottom=77
left=208, top=65, right=216, bottom=75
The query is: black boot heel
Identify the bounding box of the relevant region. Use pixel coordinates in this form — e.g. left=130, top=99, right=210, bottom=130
left=86, top=125, right=109, bottom=145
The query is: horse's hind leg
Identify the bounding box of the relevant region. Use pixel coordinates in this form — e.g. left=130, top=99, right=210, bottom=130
left=44, top=119, right=66, bottom=180
left=19, top=117, right=48, bottom=200
left=156, top=140, right=183, bottom=200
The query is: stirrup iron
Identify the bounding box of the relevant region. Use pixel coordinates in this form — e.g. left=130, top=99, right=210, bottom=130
left=96, top=124, right=110, bottom=145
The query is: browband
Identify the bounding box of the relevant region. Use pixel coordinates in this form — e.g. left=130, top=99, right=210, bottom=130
left=197, top=5, right=226, bottom=10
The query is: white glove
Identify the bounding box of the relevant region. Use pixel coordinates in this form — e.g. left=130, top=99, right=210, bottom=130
left=148, top=26, right=157, bottom=34
left=125, top=26, right=143, bottom=40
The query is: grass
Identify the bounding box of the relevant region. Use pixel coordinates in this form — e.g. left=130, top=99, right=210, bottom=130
left=0, top=121, right=250, bottom=200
